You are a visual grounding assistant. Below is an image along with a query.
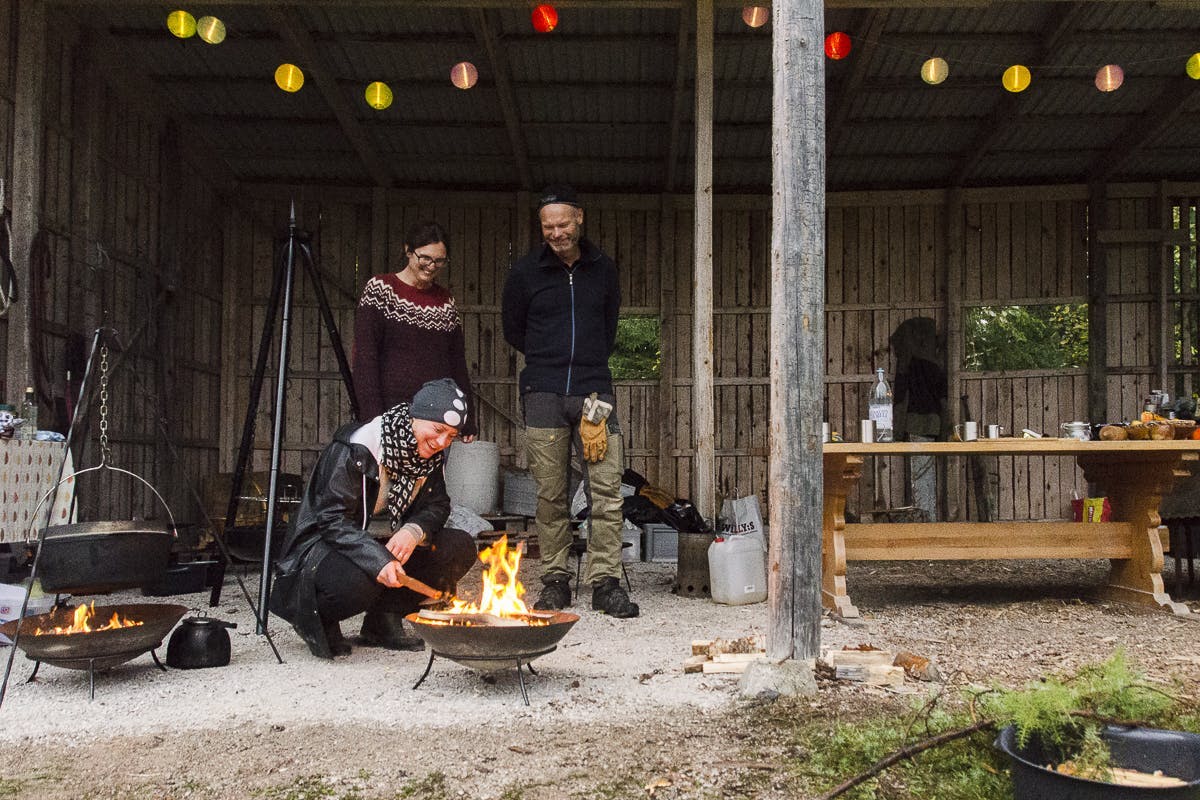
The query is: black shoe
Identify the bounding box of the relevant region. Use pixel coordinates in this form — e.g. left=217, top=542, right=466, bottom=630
left=358, top=610, right=425, bottom=651
left=591, top=577, right=639, bottom=618
left=322, top=619, right=352, bottom=658
left=533, top=578, right=572, bottom=611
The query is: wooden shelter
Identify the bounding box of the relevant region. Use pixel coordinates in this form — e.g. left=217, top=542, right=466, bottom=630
left=2, top=1, right=1199, bottom=650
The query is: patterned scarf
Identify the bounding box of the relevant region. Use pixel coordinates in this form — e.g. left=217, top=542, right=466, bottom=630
left=379, top=403, right=445, bottom=530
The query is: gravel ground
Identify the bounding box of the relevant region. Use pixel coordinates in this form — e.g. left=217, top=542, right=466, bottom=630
left=0, top=556, right=1197, bottom=799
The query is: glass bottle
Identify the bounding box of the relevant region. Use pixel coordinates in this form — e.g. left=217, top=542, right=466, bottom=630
left=868, top=368, right=893, bottom=442
left=18, top=386, right=37, bottom=440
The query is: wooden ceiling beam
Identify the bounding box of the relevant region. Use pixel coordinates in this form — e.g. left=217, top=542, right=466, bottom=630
left=267, top=5, right=395, bottom=187
left=950, top=1, right=1089, bottom=186
left=1088, top=75, right=1200, bottom=182
left=467, top=7, right=533, bottom=191
left=826, top=9, right=888, bottom=155
left=663, top=10, right=690, bottom=193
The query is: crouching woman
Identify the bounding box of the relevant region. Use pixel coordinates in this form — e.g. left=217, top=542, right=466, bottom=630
left=270, top=378, right=478, bottom=659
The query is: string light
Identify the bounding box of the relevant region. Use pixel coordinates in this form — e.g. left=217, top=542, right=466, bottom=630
left=450, top=62, right=479, bottom=90
left=274, top=63, right=304, bottom=93
left=166, top=10, right=196, bottom=39
left=532, top=4, right=558, bottom=33
left=741, top=6, right=769, bottom=28
left=824, top=32, right=851, bottom=60
left=1094, top=64, right=1123, bottom=92
left=920, top=57, right=949, bottom=85
left=196, top=16, right=226, bottom=45
left=1002, top=64, right=1031, bottom=93
left=365, top=81, right=394, bottom=110
left=1188, top=53, right=1200, bottom=80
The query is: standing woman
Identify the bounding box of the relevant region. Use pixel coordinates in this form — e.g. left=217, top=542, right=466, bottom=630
left=353, top=221, right=477, bottom=441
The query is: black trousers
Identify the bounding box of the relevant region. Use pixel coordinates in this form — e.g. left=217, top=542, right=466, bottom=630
left=313, top=527, right=477, bottom=624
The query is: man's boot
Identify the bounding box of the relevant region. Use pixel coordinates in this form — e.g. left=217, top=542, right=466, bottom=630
left=533, top=577, right=572, bottom=611
left=359, top=609, right=425, bottom=651
left=591, top=577, right=639, bottom=618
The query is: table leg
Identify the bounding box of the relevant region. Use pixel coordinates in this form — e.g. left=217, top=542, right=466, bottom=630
left=823, top=454, right=863, bottom=618
left=1079, top=454, right=1191, bottom=615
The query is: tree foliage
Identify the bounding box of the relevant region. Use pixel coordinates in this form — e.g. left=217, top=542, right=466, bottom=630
left=609, top=316, right=661, bottom=380
left=964, top=304, right=1088, bottom=371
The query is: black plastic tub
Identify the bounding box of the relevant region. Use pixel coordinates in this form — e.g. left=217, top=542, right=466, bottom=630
left=996, top=724, right=1200, bottom=799
left=142, top=560, right=219, bottom=597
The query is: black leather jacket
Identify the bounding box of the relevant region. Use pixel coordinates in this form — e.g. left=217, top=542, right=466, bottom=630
left=269, top=422, right=451, bottom=649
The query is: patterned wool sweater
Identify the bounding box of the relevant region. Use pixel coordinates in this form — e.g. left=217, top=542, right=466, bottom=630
left=351, top=274, right=477, bottom=436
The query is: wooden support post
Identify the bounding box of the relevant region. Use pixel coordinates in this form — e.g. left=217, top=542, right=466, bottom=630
left=5, top=0, right=46, bottom=401
left=692, top=0, right=716, bottom=523
left=943, top=188, right=964, bottom=521
left=1087, top=182, right=1109, bottom=426
left=767, top=0, right=825, bottom=662
left=657, top=194, right=677, bottom=489
left=1153, top=181, right=1169, bottom=393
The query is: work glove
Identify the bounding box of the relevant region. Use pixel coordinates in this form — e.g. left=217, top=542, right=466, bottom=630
left=638, top=484, right=673, bottom=509
left=580, top=416, right=608, bottom=463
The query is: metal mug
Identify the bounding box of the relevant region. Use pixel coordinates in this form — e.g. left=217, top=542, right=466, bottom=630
left=987, top=424, right=1005, bottom=439
left=860, top=420, right=874, bottom=443
left=953, top=421, right=978, bottom=441
left=1061, top=421, right=1091, bottom=440
left=822, top=422, right=831, bottom=443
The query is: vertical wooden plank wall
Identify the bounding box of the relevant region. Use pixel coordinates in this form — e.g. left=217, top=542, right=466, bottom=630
left=0, top=0, right=15, bottom=400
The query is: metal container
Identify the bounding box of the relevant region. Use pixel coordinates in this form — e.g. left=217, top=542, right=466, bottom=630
left=37, top=521, right=173, bottom=595
left=406, top=611, right=579, bottom=673
left=673, top=530, right=714, bottom=598
left=0, top=603, right=188, bottom=670
left=166, top=616, right=235, bottom=669
left=1060, top=421, right=1092, bottom=441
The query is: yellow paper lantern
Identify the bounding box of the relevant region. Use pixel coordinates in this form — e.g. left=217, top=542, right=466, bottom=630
left=275, top=63, right=304, bottom=93
left=1095, top=64, right=1123, bottom=92
left=741, top=6, right=769, bottom=28
left=1002, top=64, right=1031, bottom=93
left=196, top=16, right=226, bottom=45
left=920, top=57, right=949, bottom=85
left=365, top=81, right=393, bottom=110
left=450, top=62, right=479, bottom=90
left=166, top=10, right=196, bottom=39
left=1187, top=53, right=1200, bottom=80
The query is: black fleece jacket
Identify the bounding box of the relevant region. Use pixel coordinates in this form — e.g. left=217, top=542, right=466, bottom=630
left=501, top=238, right=621, bottom=397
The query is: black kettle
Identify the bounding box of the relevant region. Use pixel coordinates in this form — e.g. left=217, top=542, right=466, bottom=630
left=166, top=616, right=236, bottom=669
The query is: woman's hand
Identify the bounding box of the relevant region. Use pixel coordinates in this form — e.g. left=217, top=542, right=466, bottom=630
left=376, top=560, right=407, bottom=588
left=386, top=524, right=423, bottom=564
left=461, top=434, right=477, bottom=443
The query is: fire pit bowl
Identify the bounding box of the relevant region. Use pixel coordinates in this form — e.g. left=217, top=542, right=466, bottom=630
left=0, top=603, right=188, bottom=671
left=406, top=611, right=579, bottom=674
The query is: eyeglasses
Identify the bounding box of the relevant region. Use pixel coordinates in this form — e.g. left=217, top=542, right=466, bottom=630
left=412, top=251, right=449, bottom=269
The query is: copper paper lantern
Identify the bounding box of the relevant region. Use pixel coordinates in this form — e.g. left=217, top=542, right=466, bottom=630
left=741, top=6, right=769, bottom=28
left=1095, top=64, right=1124, bottom=92
left=274, top=63, right=304, bottom=93
left=532, top=4, right=558, bottom=33
left=920, top=57, right=949, bottom=85
left=166, top=10, right=196, bottom=39
left=451, top=62, right=479, bottom=90
left=1002, top=64, right=1031, bottom=93
left=1187, top=53, right=1200, bottom=80
left=824, top=32, right=851, bottom=60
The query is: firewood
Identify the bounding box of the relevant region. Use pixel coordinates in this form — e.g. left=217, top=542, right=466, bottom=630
left=893, top=651, right=942, bottom=682
left=691, top=640, right=714, bottom=655
left=712, top=652, right=767, bottom=664
left=702, top=659, right=758, bottom=674
left=834, top=664, right=905, bottom=686
left=824, top=649, right=895, bottom=667
left=682, top=654, right=709, bottom=674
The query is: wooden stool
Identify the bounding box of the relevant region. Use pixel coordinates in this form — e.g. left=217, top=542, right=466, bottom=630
left=570, top=536, right=632, bottom=594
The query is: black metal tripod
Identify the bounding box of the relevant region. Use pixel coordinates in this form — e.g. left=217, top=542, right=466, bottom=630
left=220, top=202, right=358, bottom=635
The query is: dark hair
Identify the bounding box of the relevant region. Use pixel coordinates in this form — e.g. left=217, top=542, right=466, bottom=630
left=404, top=220, right=448, bottom=255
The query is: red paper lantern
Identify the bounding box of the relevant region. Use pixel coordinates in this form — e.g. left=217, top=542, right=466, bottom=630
left=824, top=31, right=851, bottom=60
left=532, top=4, right=558, bottom=33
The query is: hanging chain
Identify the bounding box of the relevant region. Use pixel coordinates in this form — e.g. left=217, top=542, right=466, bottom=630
left=98, top=343, right=111, bottom=465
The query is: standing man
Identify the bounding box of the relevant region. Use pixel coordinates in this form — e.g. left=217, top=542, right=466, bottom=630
left=501, top=185, right=639, bottom=618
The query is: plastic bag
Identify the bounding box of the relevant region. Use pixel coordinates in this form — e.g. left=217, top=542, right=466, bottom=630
left=719, top=495, right=764, bottom=539
left=660, top=499, right=710, bottom=533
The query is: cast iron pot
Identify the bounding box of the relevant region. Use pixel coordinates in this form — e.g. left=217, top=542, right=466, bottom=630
left=37, top=521, right=173, bottom=595
left=166, top=616, right=237, bottom=669
left=996, top=724, right=1200, bottom=799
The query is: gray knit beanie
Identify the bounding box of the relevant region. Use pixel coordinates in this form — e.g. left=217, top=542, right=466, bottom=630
left=411, top=378, right=468, bottom=429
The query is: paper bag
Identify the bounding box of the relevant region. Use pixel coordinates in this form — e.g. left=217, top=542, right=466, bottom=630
left=719, top=495, right=764, bottom=540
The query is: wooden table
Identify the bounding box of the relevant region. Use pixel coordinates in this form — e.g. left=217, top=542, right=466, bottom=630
left=0, top=439, right=75, bottom=543
left=823, top=440, right=1200, bottom=617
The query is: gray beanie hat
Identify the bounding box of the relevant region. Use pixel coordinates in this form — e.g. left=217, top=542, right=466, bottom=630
left=411, top=378, right=468, bottom=429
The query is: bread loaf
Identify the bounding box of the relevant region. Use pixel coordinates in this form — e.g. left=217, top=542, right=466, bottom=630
left=1099, top=425, right=1127, bottom=441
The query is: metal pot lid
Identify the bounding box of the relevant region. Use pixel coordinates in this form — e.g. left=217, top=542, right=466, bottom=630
left=40, top=521, right=173, bottom=539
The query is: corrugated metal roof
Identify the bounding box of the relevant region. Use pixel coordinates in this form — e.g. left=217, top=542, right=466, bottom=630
left=80, top=2, right=1200, bottom=193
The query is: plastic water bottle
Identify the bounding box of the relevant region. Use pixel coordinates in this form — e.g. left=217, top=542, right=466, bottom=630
left=708, top=535, right=767, bottom=605
left=869, top=368, right=893, bottom=442
left=17, top=386, right=37, bottom=440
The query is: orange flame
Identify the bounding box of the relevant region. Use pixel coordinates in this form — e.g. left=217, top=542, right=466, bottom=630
left=33, top=602, right=144, bottom=635
left=442, top=535, right=544, bottom=623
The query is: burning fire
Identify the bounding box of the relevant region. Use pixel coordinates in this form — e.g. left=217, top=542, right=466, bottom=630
left=426, top=536, right=548, bottom=626
left=33, top=602, right=144, bottom=636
